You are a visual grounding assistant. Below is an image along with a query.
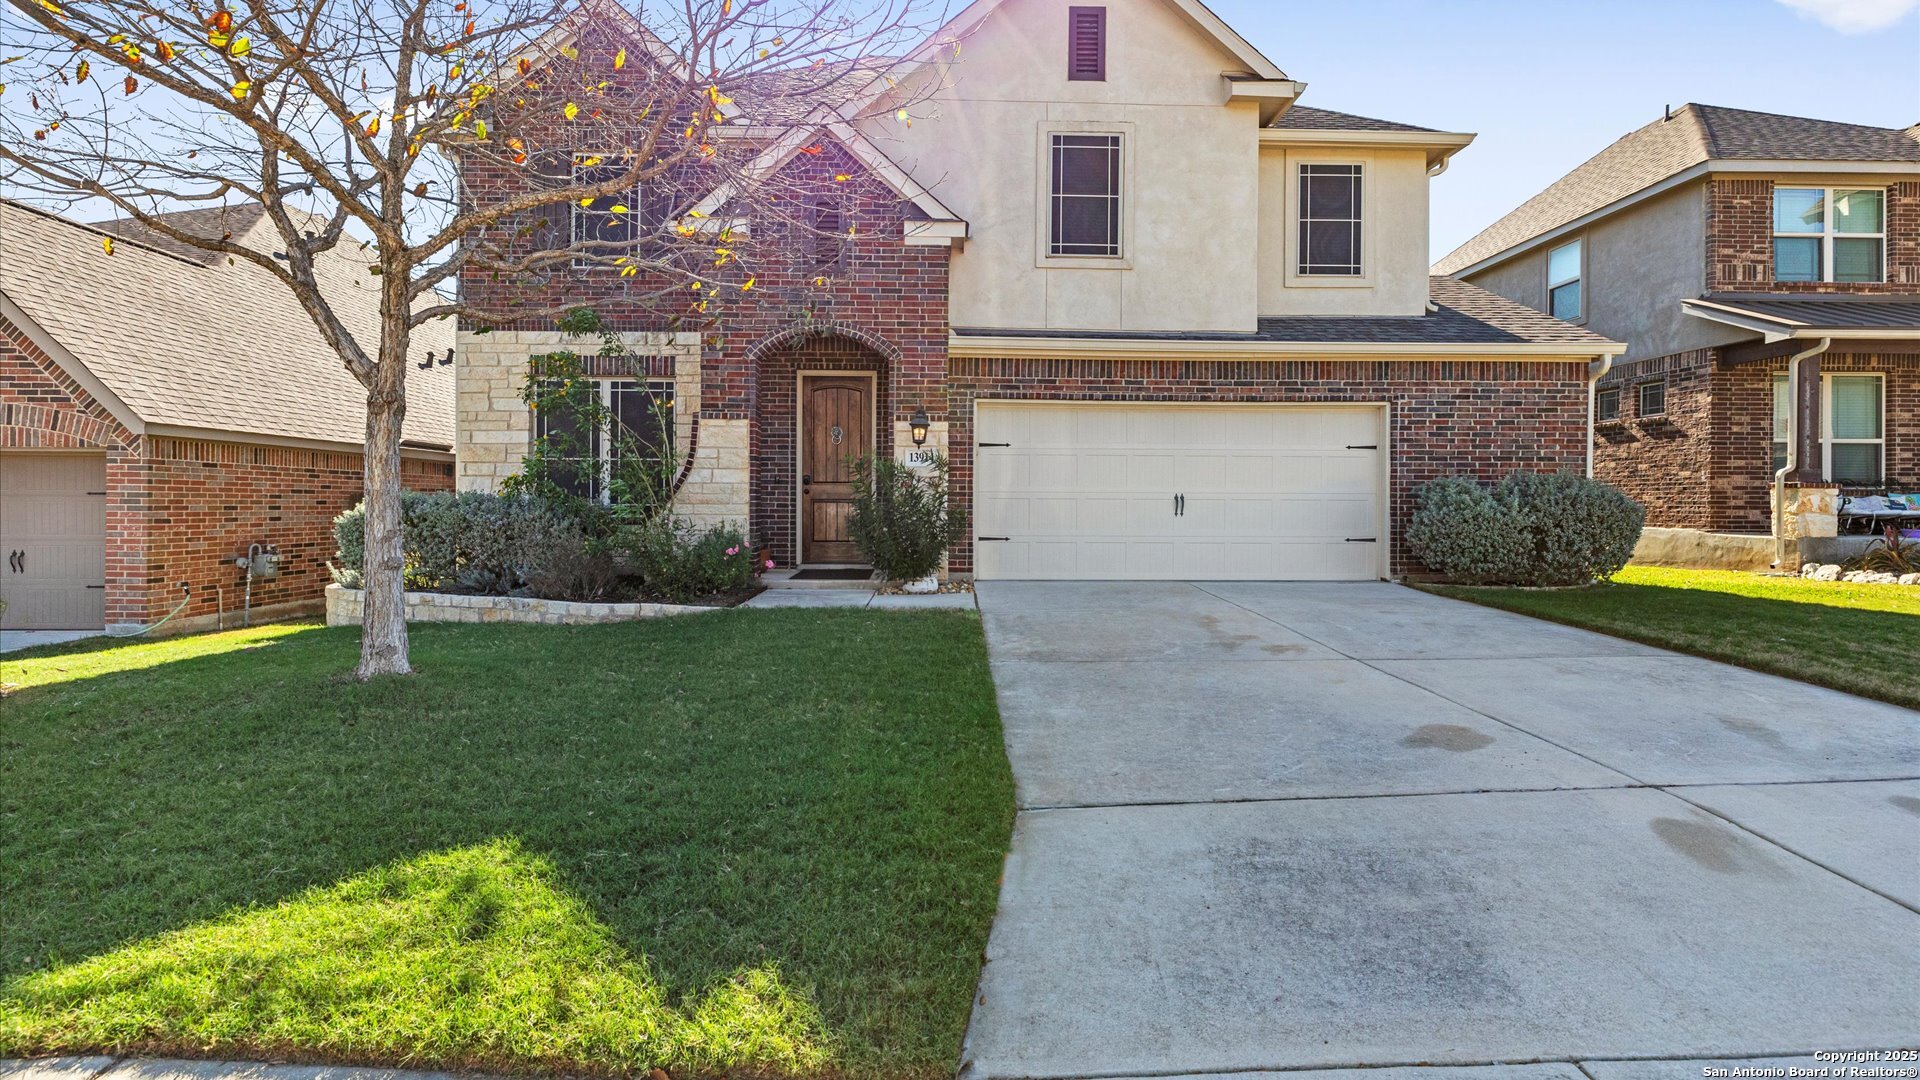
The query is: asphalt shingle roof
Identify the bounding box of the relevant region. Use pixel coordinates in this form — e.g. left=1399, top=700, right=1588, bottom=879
left=1434, top=104, right=1920, bottom=275
left=1268, top=106, right=1438, bottom=133
left=0, top=200, right=454, bottom=449
left=953, top=277, right=1617, bottom=348
left=1688, top=294, right=1920, bottom=334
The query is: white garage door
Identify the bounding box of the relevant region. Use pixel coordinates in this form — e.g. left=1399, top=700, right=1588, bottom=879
left=0, top=452, right=108, bottom=629
left=974, top=403, right=1385, bottom=581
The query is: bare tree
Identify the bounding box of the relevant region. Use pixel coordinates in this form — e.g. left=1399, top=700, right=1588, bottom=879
left=0, top=0, right=939, bottom=677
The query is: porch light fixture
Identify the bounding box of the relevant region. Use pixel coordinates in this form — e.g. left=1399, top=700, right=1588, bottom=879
left=909, top=406, right=931, bottom=446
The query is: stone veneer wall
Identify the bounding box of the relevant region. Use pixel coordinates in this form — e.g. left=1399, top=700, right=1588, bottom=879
left=453, top=328, right=751, bottom=532
left=324, top=583, right=720, bottom=626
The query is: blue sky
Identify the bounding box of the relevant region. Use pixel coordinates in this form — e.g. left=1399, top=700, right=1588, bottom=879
left=1196, top=0, right=1920, bottom=259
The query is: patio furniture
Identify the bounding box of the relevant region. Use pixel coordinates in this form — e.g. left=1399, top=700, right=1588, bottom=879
left=1839, top=495, right=1920, bottom=534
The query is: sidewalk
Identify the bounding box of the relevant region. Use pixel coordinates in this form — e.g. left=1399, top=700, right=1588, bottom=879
left=2, top=1059, right=491, bottom=1080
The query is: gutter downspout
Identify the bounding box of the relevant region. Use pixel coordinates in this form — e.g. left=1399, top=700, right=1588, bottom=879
left=1586, top=354, right=1614, bottom=479
left=1773, top=336, right=1833, bottom=568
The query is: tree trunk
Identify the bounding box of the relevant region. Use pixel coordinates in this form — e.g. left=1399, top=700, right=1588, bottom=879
left=356, top=289, right=414, bottom=679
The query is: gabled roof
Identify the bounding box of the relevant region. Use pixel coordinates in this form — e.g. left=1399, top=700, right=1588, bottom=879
left=1435, top=104, right=1920, bottom=276
left=685, top=122, right=965, bottom=236
left=0, top=200, right=454, bottom=451
left=1268, top=106, right=1437, bottom=133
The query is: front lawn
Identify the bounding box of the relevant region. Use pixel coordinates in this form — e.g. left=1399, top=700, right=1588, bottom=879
left=0, top=611, right=1013, bottom=1078
left=1425, top=565, right=1920, bottom=710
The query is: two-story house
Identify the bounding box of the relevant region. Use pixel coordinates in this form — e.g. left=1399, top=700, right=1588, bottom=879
left=1438, top=104, right=1920, bottom=567
left=454, top=0, right=1623, bottom=582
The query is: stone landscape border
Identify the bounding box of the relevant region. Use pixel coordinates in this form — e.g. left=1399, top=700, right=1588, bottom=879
left=323, top=584, right=724, bottom=627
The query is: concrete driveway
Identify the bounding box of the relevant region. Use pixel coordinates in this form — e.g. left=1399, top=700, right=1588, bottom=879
left=961, top=581, right=1920, bottom=1079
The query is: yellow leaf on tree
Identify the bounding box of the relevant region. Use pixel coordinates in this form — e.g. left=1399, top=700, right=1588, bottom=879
left=37, top=0, right=64, bottom=17
left=609, top=204, right=628, bottom=214
left=75, top=59, right=88, bottom=82
left=559, top=45, right=578, bottom=60
left=740, top=277, right=754, bottom=290
left=620, top=265, right=637, bottom=277
left=156, top=40, right=176, bottom=61
left=613, top=47, right=626, bottom=70
left=230, top=36, right=250, bottom=56
left=229, top=80, right=250, bottom=99
left=101, top=236, right=114, bottom=255
left=365, top=116, right=380, bottom=137
left=473, top=118, right=488, bottom=139
left=208, top=31, right=229, bottom=49
left=449, top=63, right=463, bottom=79
left=563, top=102, right=579, bottom=120
left=578, top=198, right=594, bottom=207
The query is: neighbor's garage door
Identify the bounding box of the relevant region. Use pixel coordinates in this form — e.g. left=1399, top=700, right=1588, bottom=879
left=0, top=452, right=107, bottom=629
left=973, top=403, right=1385, bottom=581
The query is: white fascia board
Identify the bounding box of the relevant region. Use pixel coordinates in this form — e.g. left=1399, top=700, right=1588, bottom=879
left=949, top=334, right=1626, bottom=361
left=1443, top=158, right=1920, bottom=279
left=1680, top=300, right=1920, bottom=343
left=0, top=289, right=145, bottom=437
left=904, top=219, right=968, bottom=247
left=1261, top=127, right=1476, bottom=169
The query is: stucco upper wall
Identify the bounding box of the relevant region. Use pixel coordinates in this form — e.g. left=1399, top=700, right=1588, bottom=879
left=1462, top=180, right=1743, bottom=363
left=1257, top=145, right=1431, bottom=317
left=857, top=0, right=1265, bottom=333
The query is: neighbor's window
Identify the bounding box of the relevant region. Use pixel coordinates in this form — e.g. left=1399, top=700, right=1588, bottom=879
left=1548, top=239, right=1583, bottom=321
left=1067, top=6, right=1106, bottom=81
left=1637, top=380, right=1666, bottom=418
left=1773, top=187, right=1885, bottom=283
left=1298, top=163, right=1363, bottom=276
left=1770, top=373, right=1885, bottom=484
left=1049, top=133, right=1123, bottom=257
left=533, top=378, right=675, bottom=503
left=1596, top=385, right=1620, bottom=422
left=1828, top=374, right=1884, bottom=485
left=571, top=157, right=644, bottom=258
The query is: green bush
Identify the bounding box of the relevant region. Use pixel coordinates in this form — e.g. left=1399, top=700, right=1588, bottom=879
left=847, top=452, right=967, bottom=582
left=331, top=491, right=582, bottom=593
left=1407, top=472, right=1644, bottom=586
left=622, top=519, right=763, bottom=604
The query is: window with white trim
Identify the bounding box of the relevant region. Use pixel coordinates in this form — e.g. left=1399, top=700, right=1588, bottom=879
left=1298, top=163, right=1363, bottom=276
left=1049, top=133, right=1123, bottom=257
left=1770, top=373, right=1885, bottom=484
left=1596, top=385, right=1620, bottom=422
left=1773, top=187, right=1885, bottom=283
left=571, top=157, right=643, bottom=261
left=1637, top=379, right=1666, bottom=418
left=533, top=378, right=675, bottom=503
left=1548, top=239, right=1583, bottom=322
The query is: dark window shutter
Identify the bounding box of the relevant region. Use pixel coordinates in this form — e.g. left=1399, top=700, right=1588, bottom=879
left=527, top=151, right=572, bottom=251
left=1067, top=6, right=1105, bottom=81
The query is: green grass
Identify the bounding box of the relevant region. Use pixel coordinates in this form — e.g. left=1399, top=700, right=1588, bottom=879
left=1425, top=565, right=1920, bottom=709
left=0, top=612, right=1015, bottom=1078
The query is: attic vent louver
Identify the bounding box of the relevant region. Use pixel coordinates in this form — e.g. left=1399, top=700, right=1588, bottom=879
left=1068, top=6, right=1106, bottom=81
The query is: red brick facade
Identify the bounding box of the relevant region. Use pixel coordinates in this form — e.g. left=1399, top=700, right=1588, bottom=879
left=1707, top=177, right=1920, bottom=293
left=1, top=313, right=452, bottom=630
left=945, top=358, right=1594, bottom=577
left=1597, top=348, right=1917, bottom=533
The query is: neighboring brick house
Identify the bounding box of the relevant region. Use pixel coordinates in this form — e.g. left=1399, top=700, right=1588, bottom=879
left=0, top=200, right=454, bottom=635
left=455, top=0, right=1623, bottom=581
left=1437, top=104, right=1920, bottom=557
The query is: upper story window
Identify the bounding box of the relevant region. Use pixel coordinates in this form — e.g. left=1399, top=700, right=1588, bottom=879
left=1049, top=133, right=1123, bottom=257
left=1298, top=163, right=1363, bottom=276
left=1067, top=6, right=1106, bottom=81
left=1773, top=187, right=1885, bottom=283
left=1548, top=239, right=1583, bottom=322
left=571, top=157, right=644, bottom=260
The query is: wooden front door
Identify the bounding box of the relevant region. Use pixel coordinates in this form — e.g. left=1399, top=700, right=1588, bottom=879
left=800, top=374, right=874, bottom=564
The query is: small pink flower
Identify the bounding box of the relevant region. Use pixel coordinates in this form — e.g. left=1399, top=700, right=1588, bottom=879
left=764, top=559, right=776, bottom=569
left=726, top=546, right=739, bottom=556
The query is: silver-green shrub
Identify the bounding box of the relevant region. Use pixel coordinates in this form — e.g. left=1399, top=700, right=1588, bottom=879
left=331, top=491, right=581, bottom=593
left=1407, top=473, right=1644, bottom=586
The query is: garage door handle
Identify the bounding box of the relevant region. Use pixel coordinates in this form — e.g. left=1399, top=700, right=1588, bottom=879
left=977, top=442, right=1012, bottom=448
left=978, top=536, right=1010, bottom=542
left=1345, top=537, right=1377, bottom=543
left=1346, top=444, right=1378, bottom=450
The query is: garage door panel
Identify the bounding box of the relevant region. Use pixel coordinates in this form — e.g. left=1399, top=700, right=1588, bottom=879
left=0, top=452, right=108, bottom=629
left=973, top=404, right=1384, bottom=581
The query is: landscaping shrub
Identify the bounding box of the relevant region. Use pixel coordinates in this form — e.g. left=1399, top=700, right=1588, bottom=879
left=1845, top=527, right=1920, bottom=576
left=622, top=519, right=763, bottom=603
left=332, top=491, right=581, bottom=593
left=1407, top=472, right=1644, bottom=586
left=847, top=452, right=967, bottom=582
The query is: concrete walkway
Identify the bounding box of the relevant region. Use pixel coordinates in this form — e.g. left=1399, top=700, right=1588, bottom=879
left=961, top=581, right=1920, bottom=1079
